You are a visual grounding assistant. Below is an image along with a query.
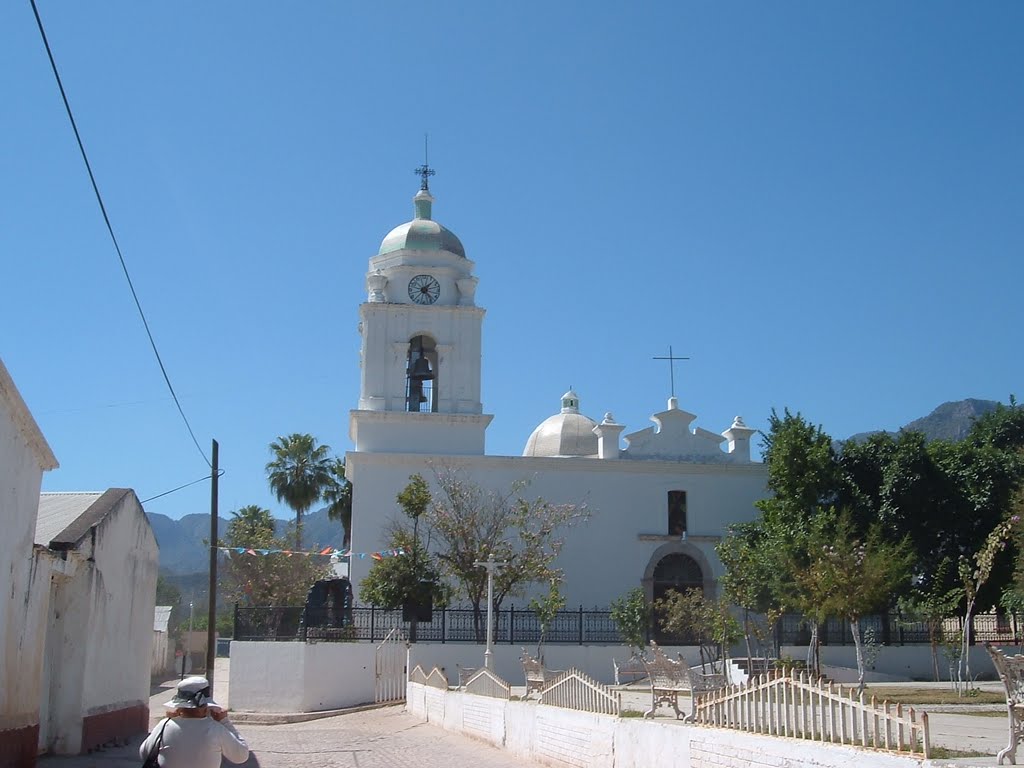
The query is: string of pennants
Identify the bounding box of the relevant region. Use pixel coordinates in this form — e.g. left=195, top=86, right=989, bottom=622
left=217, top=546, right=406, bottom=561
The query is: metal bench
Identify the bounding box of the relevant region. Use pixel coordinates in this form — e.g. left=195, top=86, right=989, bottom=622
left=613, top=654, right=648, bottom=685
left=986, top=642, right=1024, bottom=764
left=520, top=648, right=563, bottom=697
left=643, top=641, right=726, bottom=721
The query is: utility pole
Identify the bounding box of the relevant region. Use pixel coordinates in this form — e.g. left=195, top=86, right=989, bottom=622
left=206, top=439, right=219, bottom=690
left=473, top=553, right=506, bottom=670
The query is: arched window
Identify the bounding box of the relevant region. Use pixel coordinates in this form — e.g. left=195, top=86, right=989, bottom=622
left=406, top=335, right=438, bottom=413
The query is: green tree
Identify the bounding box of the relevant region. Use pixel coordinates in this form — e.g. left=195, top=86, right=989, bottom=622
left=609, top=587, right=651, bottom=654
left=422, top=466, right=589, bottom=640
left=266, top=433, right=333, bottom=549
left=324, top=458, right=353, bottom=548
left=360, top=474, right=450, bottom=646
left=957, top=513, right=1018, bottom=692
left=794, top=510, right=913, bottom=692
left=221, top=505, right=330, bottom=609
left=754, top=409, right=843, bottom=674
left=717, top=522, right=781, bottom=667
left=529, top=579, right=566, bottom=658
left=359, top=527, right=445, bottom=610
left=656, top=589, right=741, bottom=673
left=897, top=557, right=963, bottom=682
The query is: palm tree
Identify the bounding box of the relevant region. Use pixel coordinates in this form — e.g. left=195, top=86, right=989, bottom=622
left=266, top=433, right=332, bottom=549
left=323, top=458, right=352, bottom=549
left=226, top=505, right=276, bottom=548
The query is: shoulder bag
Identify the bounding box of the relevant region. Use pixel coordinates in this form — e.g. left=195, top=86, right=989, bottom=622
left=141, top=719, right=169, bottom=768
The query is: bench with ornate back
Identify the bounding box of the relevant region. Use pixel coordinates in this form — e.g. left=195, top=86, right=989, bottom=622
left=520, top=648, right=564, bottom=697
left=613, top=654, right=648, bottom=685
left=642, top=640, right=727, bottom=721
left=986, top=642, right=1024, bottom=765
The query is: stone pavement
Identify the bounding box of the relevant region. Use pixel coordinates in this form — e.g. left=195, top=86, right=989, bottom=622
left=37, top=706, right=541, bottom=768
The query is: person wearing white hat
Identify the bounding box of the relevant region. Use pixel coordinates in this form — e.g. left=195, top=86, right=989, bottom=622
left=139, top=676, right=249, bottom=768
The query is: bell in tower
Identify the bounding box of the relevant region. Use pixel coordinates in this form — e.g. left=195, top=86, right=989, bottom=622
left=406, top=338, right=436, bottom=413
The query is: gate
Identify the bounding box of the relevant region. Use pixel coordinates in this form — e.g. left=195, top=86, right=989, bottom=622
left=375, top=627, right=408, bottom=703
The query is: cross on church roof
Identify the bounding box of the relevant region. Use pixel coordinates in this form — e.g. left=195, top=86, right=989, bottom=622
left=414, top=134, right=435, bottom=191
left=653, top=345, right=690, bottom=398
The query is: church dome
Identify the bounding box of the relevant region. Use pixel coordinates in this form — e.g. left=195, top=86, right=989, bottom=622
left=523, top=389, right=599, bottom=458
left=378, top=188, right=466, bottom=258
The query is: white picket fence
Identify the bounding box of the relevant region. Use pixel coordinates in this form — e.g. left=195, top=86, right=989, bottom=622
left=693, top=670, right=930, bottom=759
left=464, top=667, right=511, bottom=699
left=409, top=663, right=450, bottom=688
left=539, top=668, right=621, bottom=715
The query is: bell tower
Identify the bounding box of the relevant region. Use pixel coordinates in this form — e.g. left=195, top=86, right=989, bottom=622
left=349, top=168, right=493, bottom=455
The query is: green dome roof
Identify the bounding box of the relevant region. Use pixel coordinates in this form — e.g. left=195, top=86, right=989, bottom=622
left=378, top=189, right=466, bottom=258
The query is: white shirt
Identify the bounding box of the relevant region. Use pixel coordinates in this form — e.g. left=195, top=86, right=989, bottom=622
left=140, top=714, right=249, bottom=768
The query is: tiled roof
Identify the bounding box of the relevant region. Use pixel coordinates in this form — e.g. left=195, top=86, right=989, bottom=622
left=36, top=492, right=103, bottom=547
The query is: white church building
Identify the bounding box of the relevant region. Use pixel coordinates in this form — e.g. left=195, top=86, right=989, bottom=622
left=345, top=175, right=769, bottom=609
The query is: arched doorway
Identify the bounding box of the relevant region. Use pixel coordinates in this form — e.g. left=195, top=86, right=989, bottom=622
left=651, top=553, right=704, bottom=644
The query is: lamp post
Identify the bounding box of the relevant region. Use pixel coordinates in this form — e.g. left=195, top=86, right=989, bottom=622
left=473, top=553, right=506, bottom=670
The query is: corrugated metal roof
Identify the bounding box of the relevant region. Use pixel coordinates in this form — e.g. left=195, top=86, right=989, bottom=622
left=154, top=605, right=173, bottom=632
left=36, top=492, right=102, bottom=547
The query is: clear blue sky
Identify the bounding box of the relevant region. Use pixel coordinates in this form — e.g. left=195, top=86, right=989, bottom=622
left=4, top=2, right=1022, bottom=522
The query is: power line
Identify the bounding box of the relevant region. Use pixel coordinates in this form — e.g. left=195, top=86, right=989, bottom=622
left=29, top=0, right=210, bottom=468
left=141, top=470, right=225, bottom=504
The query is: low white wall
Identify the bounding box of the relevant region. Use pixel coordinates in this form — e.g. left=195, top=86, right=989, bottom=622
left=407, top=682, right=926, bottom=768
left=229, top=641, right=377, bottom=713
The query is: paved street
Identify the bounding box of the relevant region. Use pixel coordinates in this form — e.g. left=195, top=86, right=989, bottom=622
left=37, top=706, right=540, bottom=768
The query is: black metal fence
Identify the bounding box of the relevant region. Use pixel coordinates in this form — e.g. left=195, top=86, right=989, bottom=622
left=234, top=604, right=623, bottom=644
left=233, top=604, right=1024, bottom=647
left=773, top=612, right=1024, bottom=647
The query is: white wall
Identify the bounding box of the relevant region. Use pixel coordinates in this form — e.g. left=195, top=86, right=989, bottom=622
left=407, top=682, right=926, bottom=768
left=151, top=631, right=170, bottom=676
left=80, top=494, right=158, bottom=718
left=0, top=382, right=50, bottom=741
left=230, top=642, right=378, bottom=713
left=346, top=452, right=767, bottom=608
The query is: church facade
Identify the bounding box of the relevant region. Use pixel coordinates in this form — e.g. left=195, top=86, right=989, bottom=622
left=344, top=178, right=769, bottom=609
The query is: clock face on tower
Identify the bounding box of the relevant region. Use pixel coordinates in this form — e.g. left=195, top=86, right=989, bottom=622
left=408, top=274, right=441, bottom=305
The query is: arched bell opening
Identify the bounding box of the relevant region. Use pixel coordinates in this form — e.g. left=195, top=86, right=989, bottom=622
left=406, top=335, right=438, bottom=413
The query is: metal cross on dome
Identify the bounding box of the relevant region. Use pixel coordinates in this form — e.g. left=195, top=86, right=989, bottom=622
left=653, top=345, right=690, bottom=398
left=414, top=134, right=435, bottom=191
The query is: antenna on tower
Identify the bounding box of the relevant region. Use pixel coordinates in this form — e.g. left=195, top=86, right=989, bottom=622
left=414, top=133, right=435, bottom=191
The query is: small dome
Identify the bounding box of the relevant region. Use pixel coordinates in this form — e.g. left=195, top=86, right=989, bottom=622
left=378, top=188, right=466, bottom=258
left=523, top=391, right=599, bottom=457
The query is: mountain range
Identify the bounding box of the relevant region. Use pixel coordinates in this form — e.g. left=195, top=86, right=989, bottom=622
left=843, top=398, right=999, bottom=445
left=153, top=507, right=345, bottom=576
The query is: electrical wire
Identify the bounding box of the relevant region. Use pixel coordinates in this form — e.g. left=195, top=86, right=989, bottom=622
left=29, top=0, right=211, bottom=468
left=141, top=469, right=225, bottom=504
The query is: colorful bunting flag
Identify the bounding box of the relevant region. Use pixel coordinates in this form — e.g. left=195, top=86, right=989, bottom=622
left=216, top=546, right=406, bottom=560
